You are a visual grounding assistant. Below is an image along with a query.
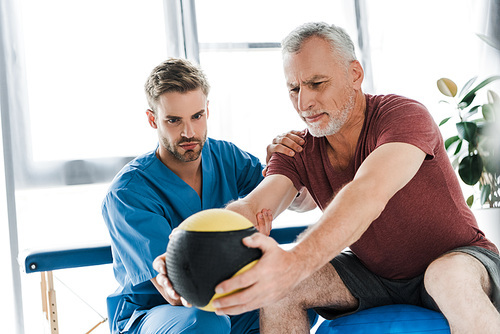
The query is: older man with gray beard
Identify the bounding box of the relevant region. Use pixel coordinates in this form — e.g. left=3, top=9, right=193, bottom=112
left=204, top=22, right=500, bottom=334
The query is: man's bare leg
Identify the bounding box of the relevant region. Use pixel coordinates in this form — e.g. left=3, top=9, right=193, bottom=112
left=424, top=252, right=500, bottom=334
left=260, top=263, right=358, bottom=334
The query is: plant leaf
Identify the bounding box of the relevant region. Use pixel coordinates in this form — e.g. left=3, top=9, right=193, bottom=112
left=482, top=103, right=494, bottom=121
left=460, top=76, right=500, bottom=108
left=444, top=135, right=460, bottom=150
left=459, top=76, right=477, bottom=98
left=466, top=194, right=474, bottom=207
left=456, top=122, right=477, bottom=143
left=439, top=117, right=452, bottom=126
left=458, top=101, right=470, bottom=110
left=458, top=154, right=483, bottom=185
left=463, top=105, right=480, bottom=120
left=453, top=139, right=463, bottom=155
left=437, top=78, right=458, bottom=97
left=487, top=90, right=500, bottom=120
left=481, top=184, right=491, bottom=205
left=487, top=90, right=500, bottom=104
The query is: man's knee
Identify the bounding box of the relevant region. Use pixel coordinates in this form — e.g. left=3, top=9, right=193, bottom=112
left=424, top=252, right=491, bottom=297
left=140, top=305, right=231, bottom=334
left=265, top=263, right=356, bottom=312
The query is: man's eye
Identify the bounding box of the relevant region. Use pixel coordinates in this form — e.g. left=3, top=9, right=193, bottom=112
left=167, top=119, right=179, bottom=124
left=289, top=87, right=299, bottom=94
left=312, top=81, right=324, bottom=88
left=193, top=113, right=203, bottom=120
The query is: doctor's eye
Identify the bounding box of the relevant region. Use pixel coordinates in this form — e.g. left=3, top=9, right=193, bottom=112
left=192, top=113, right=204, bottom=120
left=167, top=118, right=180, bottom=124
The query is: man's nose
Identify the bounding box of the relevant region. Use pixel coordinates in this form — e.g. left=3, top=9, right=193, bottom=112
left=297, top=87, right=315, bottom=111
left=181, top=121, right=195, bottom=138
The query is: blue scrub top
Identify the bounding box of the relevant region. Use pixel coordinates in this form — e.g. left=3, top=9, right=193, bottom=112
left=102, top=138, right=264, bottom=332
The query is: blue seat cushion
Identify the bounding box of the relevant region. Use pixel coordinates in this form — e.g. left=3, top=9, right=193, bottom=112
left=315, top=304, right=450, bottom=334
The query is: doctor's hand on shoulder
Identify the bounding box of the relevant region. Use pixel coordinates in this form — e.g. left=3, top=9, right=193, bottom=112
left=263, top=130, right=305, bottom=177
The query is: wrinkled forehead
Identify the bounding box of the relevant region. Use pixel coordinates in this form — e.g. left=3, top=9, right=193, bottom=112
left=283, top=38, right=339, bottom=87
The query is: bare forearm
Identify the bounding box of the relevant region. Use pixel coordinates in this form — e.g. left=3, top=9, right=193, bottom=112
left=211, top=143, right=426, bottom=316
left=288, top=188, right=317, bottom=213
left=289, top=180, right=386, bottom=279
left=226, top=198, right=259, bottom=225
left=226, top=175, right=298, bottom=225
left=289, top=143, right=425, bottom=278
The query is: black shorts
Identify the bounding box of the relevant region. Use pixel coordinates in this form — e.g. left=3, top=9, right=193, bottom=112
left=314, top=246, right=500, bottom=320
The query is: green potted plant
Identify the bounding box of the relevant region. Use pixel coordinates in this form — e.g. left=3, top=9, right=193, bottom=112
left=437, top=75, right=500, bottom=208
left=437, top=75, right=500, bottom=247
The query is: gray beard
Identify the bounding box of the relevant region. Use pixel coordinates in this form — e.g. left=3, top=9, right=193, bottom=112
left=303, top=95, right=355, bottom=137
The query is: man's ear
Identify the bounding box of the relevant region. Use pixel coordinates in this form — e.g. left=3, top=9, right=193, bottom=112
left=206, top=100, right=210, bottom=119
left=146, top=109, right=157, bottom=129
left=350, top=60, right=364, bottom=90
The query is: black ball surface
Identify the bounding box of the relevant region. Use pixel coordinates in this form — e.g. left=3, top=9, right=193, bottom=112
left=165, top=209, right=262, bottom=311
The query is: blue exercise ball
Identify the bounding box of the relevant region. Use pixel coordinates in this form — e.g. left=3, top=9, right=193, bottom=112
left=315, top=304, right=450, bottom=334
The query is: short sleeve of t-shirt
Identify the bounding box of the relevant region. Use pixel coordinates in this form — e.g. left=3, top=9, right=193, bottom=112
left=265, top=94, right=442, bottom=196
left=369, top=94, right=440, bottom=159
left=267, top=152, right=306, bottom=192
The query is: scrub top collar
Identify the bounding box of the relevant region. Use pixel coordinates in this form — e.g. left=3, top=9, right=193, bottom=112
left=151, top=140, right=216, bottom=210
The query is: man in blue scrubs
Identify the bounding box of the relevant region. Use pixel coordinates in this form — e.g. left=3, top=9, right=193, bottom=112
left=102, top=58, right=309, bottom=333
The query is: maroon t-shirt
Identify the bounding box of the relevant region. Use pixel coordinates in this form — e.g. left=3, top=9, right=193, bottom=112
left=267, top=94, right=497, bottom=279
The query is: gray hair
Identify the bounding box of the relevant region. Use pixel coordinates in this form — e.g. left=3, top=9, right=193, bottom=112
left=281, top=22, right=357, bottom=68
left=144, top=58, right=210, bottom=113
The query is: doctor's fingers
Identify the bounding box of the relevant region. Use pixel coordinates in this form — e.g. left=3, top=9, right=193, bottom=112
left=255, top=209, right=272, bottom=236
left=152, top=253, right=167, bottom=275
left=152, top=254, right=177, bottom=298
left=160, top=274, right=181, bottom=301
left=180, top=297, right=192, bottom=308
left=268, top=131, right=305, bottom=158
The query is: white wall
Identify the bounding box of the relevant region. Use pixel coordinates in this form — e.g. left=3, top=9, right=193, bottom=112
left=0, top=109, right=17, bottom=332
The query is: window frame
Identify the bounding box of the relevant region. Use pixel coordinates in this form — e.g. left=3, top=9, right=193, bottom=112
left=1, top=0, right=199, bottom=189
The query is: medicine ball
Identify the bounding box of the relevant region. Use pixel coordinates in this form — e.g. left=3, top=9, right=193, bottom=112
left=165, top=209, right=262, bottom=312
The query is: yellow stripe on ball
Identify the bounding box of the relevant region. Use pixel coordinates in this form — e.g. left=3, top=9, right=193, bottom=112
left=178, top=209, right=254, bottom=232
left=200, top=260, right=258, bottom=312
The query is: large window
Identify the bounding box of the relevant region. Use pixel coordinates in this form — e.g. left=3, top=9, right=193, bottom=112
left=5, top=1, right=172, bottom=333
left=365, top=0, right=492, bottom=114
left=21, top=0, right=164, bottom=163
left=195, top=0, right=361, bottom=162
